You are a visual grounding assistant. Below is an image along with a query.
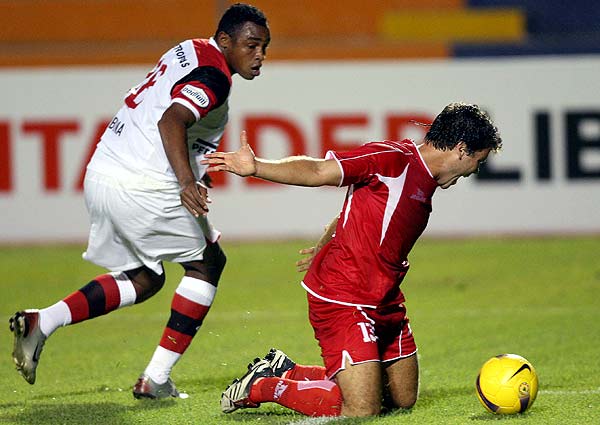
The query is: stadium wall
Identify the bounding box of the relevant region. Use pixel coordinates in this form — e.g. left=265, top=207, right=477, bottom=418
left=1, top=56, right=599, bottom=242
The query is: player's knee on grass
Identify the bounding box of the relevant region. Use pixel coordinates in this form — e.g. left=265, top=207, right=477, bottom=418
left=383, top=381, right=418, bottom=410
left=389, top=389, right=417, bottom=410
left=126, top=266, right=166, bottom=303
left=341, top=398, right=381, bottom=417
left=382, top=385, right=417, bottom=412
left=383, top=354, right=419, bottom=410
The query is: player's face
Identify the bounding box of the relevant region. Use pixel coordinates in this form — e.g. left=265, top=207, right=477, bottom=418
left=222, top=22, right=270, bottom=80
left=439, top=146, right=491, bottom=189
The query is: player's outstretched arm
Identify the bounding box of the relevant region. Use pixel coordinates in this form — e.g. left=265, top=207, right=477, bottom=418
left=204, top=131, right=342, bottom=187
left=204, top=130, right=258, bottom=177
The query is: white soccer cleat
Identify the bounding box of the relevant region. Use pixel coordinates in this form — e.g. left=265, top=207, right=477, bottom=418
left=9, top=310, right=47, bottom=385
left=264, top=348, right=296, bottom=377
left=132, top=373, right=180, bottom=399
left=247, top=348, right=297, bottom=377
left=221, top=359, right=274, bottom=413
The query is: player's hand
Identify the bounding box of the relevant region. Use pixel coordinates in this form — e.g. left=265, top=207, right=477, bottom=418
left=180, top=181, right=211, bottom=218
left=202, top=131, right=257, bottom=176
left=296, top=247, right=316, bottom=272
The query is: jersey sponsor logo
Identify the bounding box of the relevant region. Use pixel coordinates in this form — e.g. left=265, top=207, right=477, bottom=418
left=174, top=44, right=190, bottom=68
left=108, top=116, right=125, bottom=136
left=191, top=138, right=218, bottom=155
left=181, top=85, right=210, bottom=109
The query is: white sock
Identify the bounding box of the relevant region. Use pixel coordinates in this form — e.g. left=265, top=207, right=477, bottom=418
left=143, top=277, right=217, bottom=384
left=144, top=346, right=181, bottom=384
left=39, top=301, right=72, bottom=337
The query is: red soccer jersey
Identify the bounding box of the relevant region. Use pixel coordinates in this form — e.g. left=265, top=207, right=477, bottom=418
left=302, top=140, right=439, bottom=308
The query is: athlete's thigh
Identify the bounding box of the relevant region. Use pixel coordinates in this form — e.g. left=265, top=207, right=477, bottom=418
left=335, top=360, right=383, bottom=417
left=308, top=294, right=381, bottom=378
left=384, top=352, right=419, bottom=409
left=111, top=185, right=208, bottom=266
left=85, top=172, right=207, bottom=273
left=83, top=172, right=145, bottom=271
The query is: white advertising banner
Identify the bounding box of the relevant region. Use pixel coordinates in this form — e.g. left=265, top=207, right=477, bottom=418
left=1, top=56, right=599, bottom=243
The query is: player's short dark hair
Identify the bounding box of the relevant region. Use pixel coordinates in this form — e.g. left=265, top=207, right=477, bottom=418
left=425, top=103, right=502, bottom=154
left=215, top=3, right=268, bottom=38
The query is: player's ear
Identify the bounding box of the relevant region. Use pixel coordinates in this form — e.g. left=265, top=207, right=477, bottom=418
left=217, top=31, right=232, bottom=50
left=456, top=141, right=467, bottom=159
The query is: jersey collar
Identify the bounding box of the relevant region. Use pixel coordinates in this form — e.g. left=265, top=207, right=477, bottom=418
left=208, top=37, right=222, bottom=53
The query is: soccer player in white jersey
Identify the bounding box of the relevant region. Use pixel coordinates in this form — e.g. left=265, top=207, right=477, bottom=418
left=9, top=3, right=270, bottom=399
left=204, top=103, right=502, bottom=417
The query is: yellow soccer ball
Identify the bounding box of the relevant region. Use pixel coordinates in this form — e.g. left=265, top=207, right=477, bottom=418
left=475, top=354, right=539, bottom=414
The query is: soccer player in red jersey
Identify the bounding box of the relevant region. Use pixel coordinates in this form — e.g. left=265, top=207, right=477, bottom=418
left=9, top=3, right=270, bottom=399
left=204, top=103, right=502, bottom=417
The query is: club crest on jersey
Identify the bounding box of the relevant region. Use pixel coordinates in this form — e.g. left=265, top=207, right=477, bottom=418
left=181, top=85, right=210, bottom=109
left=410, top=188, right=428, bottom=203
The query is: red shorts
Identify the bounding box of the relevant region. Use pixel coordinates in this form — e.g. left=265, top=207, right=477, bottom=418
left=307, top=293, right=417, bottom=379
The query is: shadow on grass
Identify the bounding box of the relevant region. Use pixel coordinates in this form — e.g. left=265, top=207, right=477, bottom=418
left=417, top=386, right=535, bottom=422
left=470, top=412, right=535, bottom=421
left=0, top=388, right=176, bottom=425
left=222, top=411, right=374, bottom=425
left=218, top=409, right=305, bottom=424
left=3, top=387, right=135, bottom=405
left=221, top=406, right=412, bottom=424
left=416, top=385, right=474, bottom=408
left=0, top=402, right=139, bottom=425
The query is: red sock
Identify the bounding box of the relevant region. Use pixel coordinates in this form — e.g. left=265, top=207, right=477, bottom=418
left=250, top=377, right=342, bottom=417
left=284, top=364, right=327, bottom=381
left=158, top=277, right=215, bottom=354
left=62, top=273, right=135, bottom=324
left=158, top=292, right=210, bottom=354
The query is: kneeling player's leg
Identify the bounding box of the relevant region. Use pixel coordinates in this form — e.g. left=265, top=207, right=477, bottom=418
left=379, top=309, right=419, bottom=410
left=384, top=353, right=419, bottom=410
left=249, top=375, right=343, bottom=416
left=285, top=364, right=327, bottom=381
left=306, top=294, right=386, bottom=416
left=228, top=349, right=337, bottom=416
left=141, top=241, right=226, bottom=386
left=250, top=352, right=381, bottom=417
left=336, top=360, right=383, bottom=416
left=252, top=347, right=327, bottom=381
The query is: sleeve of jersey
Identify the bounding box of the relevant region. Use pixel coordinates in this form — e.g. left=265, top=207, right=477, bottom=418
left=325, top=143, right=389, bottom=187
left=170, top=65, right=231, bottom=121
left=171, top=82, right=219, bottom=121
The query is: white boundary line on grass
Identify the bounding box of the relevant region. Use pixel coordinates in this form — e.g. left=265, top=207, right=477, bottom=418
left=287, top=388, right=600, bottom=424
left=540, top=388, right=600, bottom=395
left=288, top=417, right=341, bottom=425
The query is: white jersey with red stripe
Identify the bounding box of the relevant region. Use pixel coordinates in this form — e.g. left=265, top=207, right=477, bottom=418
left=302, top=140, right=439, bottom=309
left=87, top=38, right=232, bottom=187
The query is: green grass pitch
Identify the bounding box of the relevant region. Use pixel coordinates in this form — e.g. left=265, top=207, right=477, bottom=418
left=1, top=237, right=599, bottom=424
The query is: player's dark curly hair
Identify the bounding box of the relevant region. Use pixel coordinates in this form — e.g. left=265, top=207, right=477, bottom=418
left=215, top=3, right=269, bottom=38
left=425, top=103, right=502, bottom=154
